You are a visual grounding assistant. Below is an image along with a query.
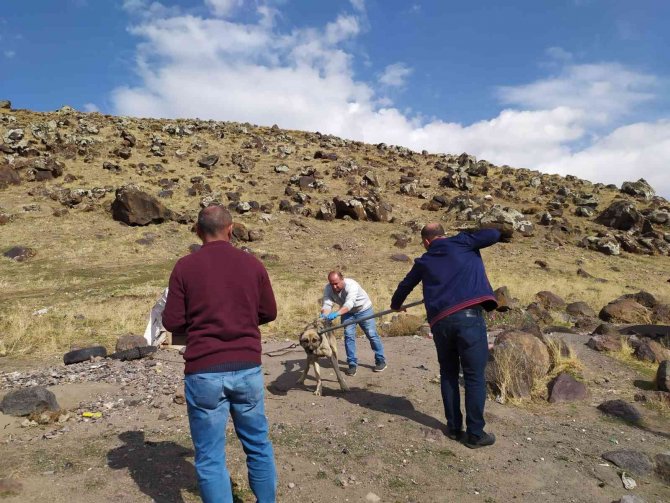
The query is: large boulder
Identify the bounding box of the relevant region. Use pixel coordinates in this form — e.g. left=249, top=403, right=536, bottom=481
left=487, top=331, right=550, bottom=399
left=333, top=197, right=367, bottom=220
left=493, top=286, right=515, bottom=311
left=594, top=200, right=643, bottom=231
left=116, top=334, right=148, bottom=352
left=599, top=298, right=650, bottom=324
left=0, top=386, right=59, bottom=417
left=111, top=185, right=173, bottom=226
left=621, top=179, right=655, bottom=200
left=658, top=360, right=670, bottom=392
left=25, top=157, right=64, bottom=181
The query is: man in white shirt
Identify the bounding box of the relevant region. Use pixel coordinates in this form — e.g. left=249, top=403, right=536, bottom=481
left=321, top=271, right=387, bottom=375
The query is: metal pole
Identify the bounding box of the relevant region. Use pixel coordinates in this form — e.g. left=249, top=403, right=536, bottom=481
left=317, top=300, right=424, bottom=334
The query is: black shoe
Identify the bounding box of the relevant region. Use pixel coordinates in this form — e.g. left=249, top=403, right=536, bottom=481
left=344, top=365, right=357, bottom=376
left=373, top=362, right=387, bottom=372
left=465, top=431, right=496, bottom=449
left=445, top=429, right=465, bottom=441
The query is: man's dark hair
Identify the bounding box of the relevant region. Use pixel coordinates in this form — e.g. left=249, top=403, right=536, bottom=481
left=421, top=223, right=445, bottom=242
left=197, top=205, right=232, bottom=236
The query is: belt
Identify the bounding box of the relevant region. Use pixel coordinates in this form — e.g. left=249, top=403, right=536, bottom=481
left=452, top=307, right=482, bottom=318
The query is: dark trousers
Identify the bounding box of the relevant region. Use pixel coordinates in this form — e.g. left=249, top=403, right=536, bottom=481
left=432, top=307, right=489, bottom=437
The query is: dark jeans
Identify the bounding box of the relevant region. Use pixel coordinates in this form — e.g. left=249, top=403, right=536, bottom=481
left=432, top=307, right=489, bottom=437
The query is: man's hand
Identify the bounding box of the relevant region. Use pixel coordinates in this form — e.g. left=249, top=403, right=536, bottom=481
left=326, top=312, right=339, bottom=321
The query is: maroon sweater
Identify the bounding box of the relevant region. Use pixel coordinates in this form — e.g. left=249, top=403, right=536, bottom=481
left=162, top=240, right=277, bottom=374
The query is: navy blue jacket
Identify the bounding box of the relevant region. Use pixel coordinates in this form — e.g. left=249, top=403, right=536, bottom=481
left=390, top=229, right=500, bottom=326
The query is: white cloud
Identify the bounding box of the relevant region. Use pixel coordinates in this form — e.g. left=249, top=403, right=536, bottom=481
left=205, top=0, right=243, bottom=18
left=122, top=0, right=180, bottom=19
left=497, top=63, right=657, bottom=125
left=83, top=103, right=100, bottom=113
left=378, top=63, right=412, bottom=88
left=113, top=4, right=670, bottom=198
left=350, top=0, right=366, bottom=13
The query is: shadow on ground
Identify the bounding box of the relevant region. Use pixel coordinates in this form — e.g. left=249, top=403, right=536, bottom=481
left=268, top=358, right=445, bottom=432
left=107, top=430, right=198, bottom=503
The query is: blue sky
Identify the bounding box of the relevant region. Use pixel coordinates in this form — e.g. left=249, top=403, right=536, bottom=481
left=1, top=0, right=669, bottom=197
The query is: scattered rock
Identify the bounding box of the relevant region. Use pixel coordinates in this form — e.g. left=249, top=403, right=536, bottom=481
left=597, top=399, right=642, bottom=423
left=566, top=301, right=595, bottom=318
left=587, top=334, right=623, bottom=352
left=655, top=452, right=670, bottom=484
left=3, top=246, right=36, bottom=262
left=535, top=291, right=566, bottom=310
left=548, top=372, right=589, bottom=403
left=111, top=185, right=173, bottom=226
left=198, top=154, right=219, bottom=169
left=0, top=386, right=60, bottom=417
left=621, top=179, right=655, bottom=200
left=602, top=450, right=654, bottom=476
left=116, top=334, right=148, bottom=352
left=390, top=253, right=411, bottom=262
left=657, top=360, right=670, bottom=392
left=599, top=298, right=650, bottom=324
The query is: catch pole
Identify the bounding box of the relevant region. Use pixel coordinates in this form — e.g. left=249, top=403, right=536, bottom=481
left=317, top=300, right=424, bottom=335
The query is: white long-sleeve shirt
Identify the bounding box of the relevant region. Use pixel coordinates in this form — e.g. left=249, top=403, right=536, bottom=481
left=322, top=278, right=373, bottom=314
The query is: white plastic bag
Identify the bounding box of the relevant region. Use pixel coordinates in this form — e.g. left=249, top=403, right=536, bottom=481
left=143, top=288, right=169, bottom=346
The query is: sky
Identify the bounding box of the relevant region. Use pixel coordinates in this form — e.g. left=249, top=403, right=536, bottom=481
left=1, top=0, right=669, bottom=198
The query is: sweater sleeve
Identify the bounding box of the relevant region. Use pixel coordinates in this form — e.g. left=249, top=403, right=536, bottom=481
left=162, top=262, right=187, bottom=334
left=461, top=229, right=501, bottom=250
left=321, top=285, right=334, bottom=311
left=390, top=262, right=422, bottom=309
left=257, top=268, right=277, bottom=325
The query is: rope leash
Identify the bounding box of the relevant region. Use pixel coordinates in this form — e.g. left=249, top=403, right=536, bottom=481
left=263, top=342, right=300, bottom=357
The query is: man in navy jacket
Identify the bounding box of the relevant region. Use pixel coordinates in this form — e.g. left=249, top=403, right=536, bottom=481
left=391, top=222, right=509, bottom=448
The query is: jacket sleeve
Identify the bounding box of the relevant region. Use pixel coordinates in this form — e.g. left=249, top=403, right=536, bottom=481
left=390, top=262, right=422, bottom=309
left=462, top=229, right=501, bottom=250
left=321, top=285, right=334, bottom=311
left=162, top=263, right=187, bottom=334
left=257, top=268, right=278, bottom=325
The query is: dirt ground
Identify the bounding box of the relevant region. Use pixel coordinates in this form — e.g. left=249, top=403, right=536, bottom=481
left=1, top=332, right=669, bottom=503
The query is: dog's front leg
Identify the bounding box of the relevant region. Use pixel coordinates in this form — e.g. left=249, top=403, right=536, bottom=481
left=313, top=360, right=322, bottom=396
left=297, top=356, right=313, bottom=385
left=330, top=353, right=350, bottom=391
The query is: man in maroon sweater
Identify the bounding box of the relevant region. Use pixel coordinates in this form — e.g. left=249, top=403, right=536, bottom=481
left=163, top=205, right=277, bottom=503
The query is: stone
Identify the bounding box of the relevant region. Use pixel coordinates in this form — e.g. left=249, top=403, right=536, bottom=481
left=487, top=331, right=550, bottom=398
left=0, top=100, right=11, bottom=109
left=599, top=298, right=650, bottom=324
left=657, top=360, right=670, bottom=392
left=390, top=253, right=411, bottom=262
left=198, top=154, right=219, bottom=168
left=587, top=334, right=623, bottom=352
left=535, top=291, right=566, bottom=310
left=0, top=165, right=21, bottom=186
left=566, top=301, right=595, bottom=318
left=116, top=334, right=148, bottom=352
left=548, top=372, right=589, bottom=403
left=3, top=246, right=36, bottom=262
left=634, top=340, right=670, bottom=363
left=621, top=179, right=655, bottom=200
left=615, top=494, right=646, bottom=503
left=111, top=185, right=173, bottom=226
left=602, top=450, right=654, bottom=476
left=0, top=386, right=60, bottom=417
left=654, top=452, right=670, bottom=484
left=596, top=399, right=642, bottom=423
left=595, top=200, right=642, bottom=231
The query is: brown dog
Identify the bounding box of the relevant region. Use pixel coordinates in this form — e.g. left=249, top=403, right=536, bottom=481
left=297, top=319, right=349, bottom=396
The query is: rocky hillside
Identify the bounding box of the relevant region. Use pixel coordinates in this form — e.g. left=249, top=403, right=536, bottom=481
left=0, top=100, right=669, bottom=354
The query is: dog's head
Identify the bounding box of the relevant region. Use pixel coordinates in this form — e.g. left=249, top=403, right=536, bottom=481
left=298, top=318, right=331, bottom=355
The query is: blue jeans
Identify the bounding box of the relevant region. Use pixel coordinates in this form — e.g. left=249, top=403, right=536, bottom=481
left=184, top=366, right=276, bottom=503
left=431, top=308, right=489, bottom=437
left=341, top=307, right=386, bottom=367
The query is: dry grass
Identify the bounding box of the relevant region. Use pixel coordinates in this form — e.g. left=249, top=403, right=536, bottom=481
left=1, top=107, right=669, bottom=358
left=383, top=314, right=424, bottom=337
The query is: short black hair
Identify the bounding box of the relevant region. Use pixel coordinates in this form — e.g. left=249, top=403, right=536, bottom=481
left=421, top=223, right=445, bottom=242
left=197, top=205, right=232, bottom=236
